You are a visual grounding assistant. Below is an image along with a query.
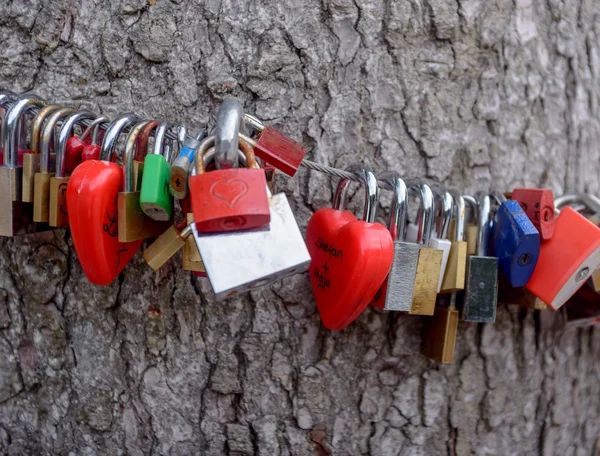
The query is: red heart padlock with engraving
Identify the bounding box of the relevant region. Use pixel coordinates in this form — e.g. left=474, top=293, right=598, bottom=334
left=67, top=113, right=142, bottom=285
left=306, top=168, right=394, bottom=330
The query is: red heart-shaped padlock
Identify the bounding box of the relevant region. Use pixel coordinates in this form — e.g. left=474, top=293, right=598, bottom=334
left=64, top=136, right=89, bottom=173
left=306, top=208, right=394, bottom=330
left=67, top=160, right=142, bottom=285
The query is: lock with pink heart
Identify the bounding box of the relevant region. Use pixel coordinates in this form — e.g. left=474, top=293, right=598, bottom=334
left=189, top=100, right=270, bottom=233
left=306, top=167, right=394, bottom=330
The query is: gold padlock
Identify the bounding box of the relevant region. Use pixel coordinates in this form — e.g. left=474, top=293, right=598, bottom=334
left=408, top=183, right=443, bottom=316
left=440, top=193, right=468, bottom=293
left=117, top=120, right=171, bottom=242
left=143, top=223, right=192, bottom=271
left=33, top=108, right=74, bottom=223
left=421, top=294, right=459, bottom=363
left=22, top=105, right=61, bottom=203
left=182, top=213, right=205, bottom=272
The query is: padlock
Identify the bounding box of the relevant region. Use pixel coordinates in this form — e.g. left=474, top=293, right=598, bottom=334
left=214, top=99, right=244, bottom=170
left=131, top=120, right=158, bottom=191
left=406, top=183, right=443, bottom=316
left=0, top=91, right=17, bottom=157
left=80, top=116, right=109, bottom=162
left=67, top=113, right=144, bottom=285
left=0, top=94, right=49, bottom=236
left=182, top=213, right=205, bottom=272
left=170, top=129, right=207, bottom=199
left=421, top=293, right=459, bottom=364
left=241, top=113, right=306, bottom=177
left=458, top=194, right=499, bottom=323
left=22, top=105, right=61, bottom=203
left=526, top=198, right=600, bottom=309
left=33, top=107, right=74, bottom=223
left=306, top=167, right=393, bottom=329
left=117, top=120, right=172, bottom=242
left=139, top=122, right=174, bottom=221
left=489, top=191, right=540, bottom=287
left=440, top=192, right=468, bottom=293
left=49, top=111, right=96, bottom=227
left=511, top=188, right=556, bottom=240
left=189, top=134, right=270, bottom=232
left=191, top=151, right=311, bottom=300
left=370, top=173, right=419, bottom=312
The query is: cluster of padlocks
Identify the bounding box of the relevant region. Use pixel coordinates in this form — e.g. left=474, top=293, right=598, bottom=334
left=2, top=90, right=600, bottom=364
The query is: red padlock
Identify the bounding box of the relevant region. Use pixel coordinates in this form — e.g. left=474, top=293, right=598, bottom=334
left=306, top=167, right=394, bottom=330
left=80, top=116, right=109, bottom=163
left=526, top=206, right=600, bottom=310
left=511, top=188, right=555, bottom=240
left=241, top=113, right=306, bottom=177
left=189, top=135, right=270, bottom=233
left=67, top=113, right=143, bottom=285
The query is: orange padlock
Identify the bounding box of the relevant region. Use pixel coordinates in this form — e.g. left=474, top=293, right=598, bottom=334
left=526, top=206, right=600, bottom=310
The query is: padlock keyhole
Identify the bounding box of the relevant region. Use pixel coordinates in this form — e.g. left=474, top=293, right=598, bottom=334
left=541, top=207, right=554, bottom=222
left=223, top=217, right=244, bottom=229
left=517, top=253, right=532, bottom=267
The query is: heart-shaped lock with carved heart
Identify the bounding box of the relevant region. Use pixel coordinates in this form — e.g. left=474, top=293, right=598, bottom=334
left=67, top=113, right=142, bottom=285
left=307, top=168, right=394, bottom=330
left=189, top=135, right=270, bottom=233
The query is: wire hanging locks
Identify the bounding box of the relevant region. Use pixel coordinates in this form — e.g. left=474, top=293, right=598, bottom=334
left=306, top=167, right=394, bottom=329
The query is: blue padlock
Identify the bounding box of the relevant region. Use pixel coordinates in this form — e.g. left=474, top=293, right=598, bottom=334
left=489, top=191, right=540, bottom=287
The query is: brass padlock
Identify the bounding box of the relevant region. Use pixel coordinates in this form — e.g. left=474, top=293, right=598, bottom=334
left=117, top=120, right=172, bottom=242
left=23, top=105, right=61, bottom=203
left=49, top=111, right=96, bottom=227
left=440, top=192, right=468, bottom=293
left=182, top=213, right=205, bottom=272
left=0, top=95, right=50, bottom=236
left=33, top=107, right=74, bottom=223
left=144, top=223, right=192, bottom=271
left=421, top=293, right=459, bottom=363
left=408, top=183, right=443, bottom=316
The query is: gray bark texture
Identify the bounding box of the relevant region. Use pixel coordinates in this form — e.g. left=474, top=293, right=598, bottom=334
left=1, top=0, right=600, bottom=455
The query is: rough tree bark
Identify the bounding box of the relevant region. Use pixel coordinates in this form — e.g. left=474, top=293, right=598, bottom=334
left=1, top=0, right=600, bottom=454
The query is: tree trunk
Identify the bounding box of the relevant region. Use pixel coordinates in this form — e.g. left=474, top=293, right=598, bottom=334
left=1, top=0, right=600, bottom=454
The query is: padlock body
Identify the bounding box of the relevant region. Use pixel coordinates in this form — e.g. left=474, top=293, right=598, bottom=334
left=254, top=126, right=306, bottom=177
left=143, top=225, right=186, bottom=271
left=460, top=255, right=498, bottom=322
left=49, top=176, right=69, bottom=227
left=139, top=154, right=172, bottom=221
left=0, top=167, right=39, bottom=237
left=190, top=168, right=270, bottom=233
left=440, top=240, right=467, bottom=293
left=466, top=224, right=478, bottom=255
left=409, top=247, right=443, bottom=316
left=371, top=241, right=419, bottom=312
left=33, top=172, right=53, bottom=223
left=421, top=306, right=459, bottom=363
left=67, top=160, right=142, bottom=285
left=170, top=146, right=194, bottom=199
left=22, top=153, right=40, bottom=203
left=492, top=200, right=540, bottom=287
left=194, top=193, right=311, bottom=301
left=117, top=191, right=171, bottom=242
left=526, top=207, right=600, bottom=310
left=182, top=213, right=205, bottom=272
left=511, top=188, right=555, bottom=240
left=565, top=286, right=600, bottom=327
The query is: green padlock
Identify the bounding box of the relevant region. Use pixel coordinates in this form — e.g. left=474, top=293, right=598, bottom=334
left=139, top=122, right=174, bottom=221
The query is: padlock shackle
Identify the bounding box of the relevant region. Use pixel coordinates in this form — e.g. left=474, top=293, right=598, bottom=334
left=214, top=99, right=244, bottom=170
left=203, top=147, right=248, bottom=169
left=56, top=111, right=97, bottom=178
left=79, top=115, right=110, bottom=145
left=333, top=166, right=379, bottom=223
left=152, top=122, right=169, bottom=159
left=405, top=180, right=435, bottom=246
left=488, top=190, right=507, bottom=208
left=476, top=193, right=492, bottom=257
left=0, top=91, right=17, bottom=108
left=123, top=120, right=153, bottom=192
left=244, top=113, right=265, bottom=132
left=192, top=135, right=257, bottom=176
left=134, top=120, right=159, bottom=162
left=2, top=95, right=46, bottom=167
left=449, top=190, right=465, bottom=242
left=31, top=105, right=62, bottom=155
left=554, top=194, right=600, bottom=215
left=432, top=188, right=453, bottom=240
left=100, top=113, right=141, bottom=162
left=40, top=108, right=74, bottom=174
left=381, top=172, right=408, bottom=241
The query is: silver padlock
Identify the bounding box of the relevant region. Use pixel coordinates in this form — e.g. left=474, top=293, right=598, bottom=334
left=371, top=172, right=420, bottom=312
left=190, top=140, right=310, bottom=300
left=214, top=99, right=244, bottom=170
left=0, top=94, right=47, bottom=236
left=459, top=193, right=499, bottom=323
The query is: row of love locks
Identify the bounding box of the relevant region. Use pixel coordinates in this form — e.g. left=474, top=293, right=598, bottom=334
left=1, top=90, right=600, bottom=364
